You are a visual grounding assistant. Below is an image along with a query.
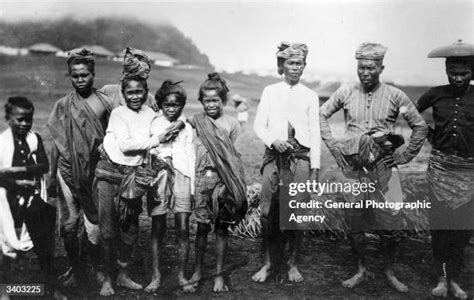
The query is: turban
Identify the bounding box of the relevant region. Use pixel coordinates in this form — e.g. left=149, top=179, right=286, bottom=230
left=121, top=47, right=151, bottom=81
left=355, top=42, right=387, bottom=61
left=66, top=48, right=95, bottom=67
left=155, top=79, right=187, bottom=107
left=276, top=42, right=308, bottom=75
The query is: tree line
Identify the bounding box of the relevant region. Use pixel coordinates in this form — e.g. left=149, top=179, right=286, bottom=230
left=1, top=17, right=212, bottom=68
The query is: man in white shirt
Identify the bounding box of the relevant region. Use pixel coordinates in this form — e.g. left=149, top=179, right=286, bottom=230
left=252, top=42, right=320, bottom=283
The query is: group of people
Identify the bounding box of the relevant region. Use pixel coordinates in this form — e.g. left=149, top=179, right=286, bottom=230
left=0, top=40, right=472, bottom=299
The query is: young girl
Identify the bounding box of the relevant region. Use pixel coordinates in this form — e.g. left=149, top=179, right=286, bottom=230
left=187, top=73, right=247, bottom=293
left=94, top=75, right=177, bottom=296
left=144, top=80, right=195, bottom=293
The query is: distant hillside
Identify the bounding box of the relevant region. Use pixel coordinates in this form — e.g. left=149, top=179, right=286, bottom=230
left=1, top=17, right=212, bottom=68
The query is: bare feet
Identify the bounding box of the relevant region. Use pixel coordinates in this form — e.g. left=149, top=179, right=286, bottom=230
left=58, top=267, right=78, bottom=288
left=252, top=265, right=271, bottom=283
left=100, top=276, right=115, bottom=296
left=184, top=272, right=201, bottom=293
left=0, top=293, right=10, bottom=300
left=288, top=266, right=304, bottom=282
left=179, top=277, right=195, bottom=293
left=213, top=276, right=228, bottom=292
left=431, top=278, right=448, bottom=298
left=116, top=272, right=143, bottom=290
left=387, top=275, right=408, bottom=292
left=53, top=289, right=68, bottom=300
left=96, top=271, right=106, bottom=286
left=450, top=280, right=468, bottom=299
left=342, top=272, right=365, bottom=288
left=144, top=275, right=161, bottom=293
left=61, top=273, right=78, bottom=288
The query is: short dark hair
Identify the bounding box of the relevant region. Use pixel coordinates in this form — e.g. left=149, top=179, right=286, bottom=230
left=5, top=96, right=34, bottom=117
left=67, top=58, right=95, bottom=74
left=121, top=75, right=148, bottom=94
left=198, top=72, right=229, bottom=104
left=155, top=80, right=187, bottom=109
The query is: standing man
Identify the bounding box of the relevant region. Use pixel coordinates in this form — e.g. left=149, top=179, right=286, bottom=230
left=253, top=42, right=320, bottom=283
left=320, top=42, right=428, bottom=292
left=48, top=48, right=113, bottom=286
left=417, top=40, right=474, bottom=299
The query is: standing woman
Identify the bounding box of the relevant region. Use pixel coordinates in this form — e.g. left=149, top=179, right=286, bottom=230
left=417, top=40, right=474, bottom=299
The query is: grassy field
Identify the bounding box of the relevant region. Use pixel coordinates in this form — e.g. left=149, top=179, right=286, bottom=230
left=1, top=55, right=472, bottom=299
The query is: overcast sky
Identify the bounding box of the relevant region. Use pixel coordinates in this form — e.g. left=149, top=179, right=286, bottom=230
left=1, top=0, right=473, bottom=85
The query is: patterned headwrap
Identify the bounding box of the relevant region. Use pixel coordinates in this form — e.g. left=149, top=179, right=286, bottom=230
left=121, top=47, right=151, bottom=81
left=155, top=79, right=187, bottom=109
left=355, top=42, right=387, bottom=61
left=276, top=42, right=308, bottom=75
left=66, top=48, right=95, bottom=69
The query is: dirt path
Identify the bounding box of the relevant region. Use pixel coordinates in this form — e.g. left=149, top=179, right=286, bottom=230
left=7, top=212, right=473, bottom=299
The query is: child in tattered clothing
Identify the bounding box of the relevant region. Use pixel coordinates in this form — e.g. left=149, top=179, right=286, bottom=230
left=94, top=75, right=180, bottom=296
left=144, top=80, right=195, bottom=293
left=187, top=73, right=247, bottom=293
left=0, top=97, right=63, bottom=299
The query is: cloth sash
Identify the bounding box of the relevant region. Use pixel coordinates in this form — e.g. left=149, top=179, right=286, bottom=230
left=0, top=128, right=47, bottom=258
left=191, top=113, right=247, bottom=222
left=341, top=132, right=405, bottom=214
left=261, top=122, right=310, bottom=175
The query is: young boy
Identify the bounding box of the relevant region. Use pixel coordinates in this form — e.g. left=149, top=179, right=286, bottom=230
left=187, top=73, right=247, bottom=293
left=144, top=80, right=195, bottom=293
left=0, top=97, right=63, bottom=299
left=94, top=75, right=179, bottom=296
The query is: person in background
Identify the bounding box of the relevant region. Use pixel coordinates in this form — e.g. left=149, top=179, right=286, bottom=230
left=231, top=94, right=249, bottom=127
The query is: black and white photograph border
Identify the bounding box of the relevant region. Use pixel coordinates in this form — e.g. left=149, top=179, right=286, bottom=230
left=0, top=0, right=473, bottom=299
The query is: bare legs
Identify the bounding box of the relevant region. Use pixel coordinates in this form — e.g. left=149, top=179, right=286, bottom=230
left=188, top=223, right=229, bottom=293
left=144, top=215, right=166, bottom=293
left=145, top=213, right=191, bottom=293
left=343, top=232, right=407, bottom=292
left=100, top=240, right=142, bottom=296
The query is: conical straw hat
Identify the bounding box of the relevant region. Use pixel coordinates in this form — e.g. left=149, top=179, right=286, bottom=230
left=428, top=39, right=474, bottom=58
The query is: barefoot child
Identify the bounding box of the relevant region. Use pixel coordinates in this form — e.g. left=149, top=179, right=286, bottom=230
left=94, top=75, right=178, bottom=296
left=187, top=73, right=247, bottom=293
left=144, top=80, right=195, bottom=293
left=0, top=97, right=64, bottom=298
